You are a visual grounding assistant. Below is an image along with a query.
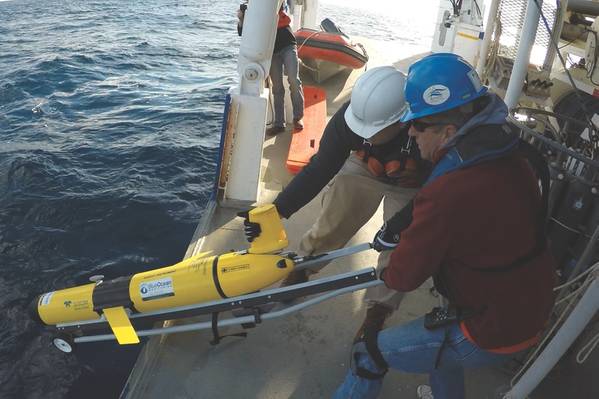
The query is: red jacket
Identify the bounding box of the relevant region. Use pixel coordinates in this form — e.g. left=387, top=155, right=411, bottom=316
left=383, top=152, right=556, bottom=351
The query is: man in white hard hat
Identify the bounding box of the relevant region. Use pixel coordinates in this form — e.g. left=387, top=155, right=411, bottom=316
left=239, top=66, right=430, bottom=334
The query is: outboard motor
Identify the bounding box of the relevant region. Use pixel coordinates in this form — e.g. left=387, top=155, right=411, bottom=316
left=320, top=18, right=349, bottom=39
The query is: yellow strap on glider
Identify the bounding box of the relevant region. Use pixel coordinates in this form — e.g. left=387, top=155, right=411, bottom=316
left=103, top=306, right=140, bottom=345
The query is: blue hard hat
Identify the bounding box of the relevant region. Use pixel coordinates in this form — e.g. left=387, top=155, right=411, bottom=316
left=400, top=53, right=488, bottom=122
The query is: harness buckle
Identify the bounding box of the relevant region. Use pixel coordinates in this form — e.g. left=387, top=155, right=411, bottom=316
left=400, top=136, right=413, bottom=154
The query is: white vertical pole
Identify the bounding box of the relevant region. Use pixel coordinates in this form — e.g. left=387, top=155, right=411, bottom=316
left=476, top=0, right=501, bottom=77
left=238, top=0, right=281, bottom=96
left=504, top=0, right=542, bottom=109
left=225, top=0, right=281, bottom=204
left=504, top=275, right=599, bottom=399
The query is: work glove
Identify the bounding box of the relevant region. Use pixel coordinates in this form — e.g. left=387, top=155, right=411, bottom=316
left=372, top=222, right=401, bottom=252
left=371, top=199, right=415, bottom=252
left=236, top=209, right=261, bottom=242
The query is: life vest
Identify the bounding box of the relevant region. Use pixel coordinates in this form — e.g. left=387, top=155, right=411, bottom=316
left=355, top=133, right=424, bottom=187
left=277, top=9, right=291, bottom=28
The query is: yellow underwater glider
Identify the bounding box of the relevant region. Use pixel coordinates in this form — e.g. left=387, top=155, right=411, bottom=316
left=31, top=205, right=380, bottom=353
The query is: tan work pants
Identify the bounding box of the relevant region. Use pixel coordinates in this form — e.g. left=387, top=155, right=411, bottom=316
left=299, top=155, right=418, bottom=310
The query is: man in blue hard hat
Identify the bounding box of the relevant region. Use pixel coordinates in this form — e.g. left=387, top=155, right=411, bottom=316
left=333, top=53, right=556, bottom=399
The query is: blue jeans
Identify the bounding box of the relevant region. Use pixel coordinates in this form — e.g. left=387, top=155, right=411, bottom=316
left=269, top=44, right=304, bottom=127
left=333, top=317, right=514, bottom=399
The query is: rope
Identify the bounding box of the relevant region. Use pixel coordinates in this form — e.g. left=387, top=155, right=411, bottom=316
left=296, top=30, right=321, bottom=56
left=510, top=268, right=597, bottom=386
left=576, top=331, right=599, bottom=364
left=296, top=30, right=330, bottom=73
left=554, top=283, right=588, bottom=306
left=299, top=58, right=319, bottom=72
left=554, top=262, right=599, bottom=291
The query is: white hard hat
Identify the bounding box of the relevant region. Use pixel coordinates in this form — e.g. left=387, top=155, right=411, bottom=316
left=344, top=66, right=407, bottom=139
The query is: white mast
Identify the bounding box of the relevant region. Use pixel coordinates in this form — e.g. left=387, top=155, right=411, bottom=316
left=224, top=0, right=282, bottom=204
left=503, top=0, right=542, bottom=109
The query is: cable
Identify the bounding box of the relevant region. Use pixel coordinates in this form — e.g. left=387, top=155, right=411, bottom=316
left=553, top=261, right=599, bottom=291
left=558, top=28, right=587, bottom=50
left=555, top=284, right=587, bottom=306
left=510, top=272, right=593, bottom=387
left=513, top=107, right=580, bottom=143
left=514, top=107, right=589, bottom=129
left=576, top=331, right=599, bottom=364
left=473, top=0, right=482, bottom=19
left=523, top=111, right=564, bottom=142
left=448, top=0, right=460, bottom=16
left=296, top=29, right=321, bottom=57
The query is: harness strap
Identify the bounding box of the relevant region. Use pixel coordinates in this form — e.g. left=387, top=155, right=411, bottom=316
left=361, top=141, right=372, bottom=162
left=353, top=324, right=389, bottom=380
left=209, top=312, right=248, bottom=345
left=519, top=139, right=550, bottom=236
left=396, top=136, right=413, bottom=172
left=468, top=139, right=550, bottom=273
left=357, top=137, right=418, bottom=179
left=397, top=155, right=407, bottom=173
left=364, top=328, right=389, bottom=372
left=354, top=357, right=387, bottom=380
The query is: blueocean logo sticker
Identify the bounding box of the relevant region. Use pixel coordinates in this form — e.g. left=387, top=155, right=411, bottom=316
left=140, top=277, right=174, bottom=301
left=39, top=292, right=55, bottom=306
left=423, top=85, right=450, bottom=105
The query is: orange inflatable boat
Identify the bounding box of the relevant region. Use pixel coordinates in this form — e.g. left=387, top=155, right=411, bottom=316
left=295, top=21, right=368, bottom=69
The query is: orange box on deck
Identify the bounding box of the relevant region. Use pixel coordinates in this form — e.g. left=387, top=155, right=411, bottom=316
left=286, top=86, right=327, bottom=175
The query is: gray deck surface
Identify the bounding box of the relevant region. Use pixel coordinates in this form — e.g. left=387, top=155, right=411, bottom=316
left=122, top=42, right=597, bottom=399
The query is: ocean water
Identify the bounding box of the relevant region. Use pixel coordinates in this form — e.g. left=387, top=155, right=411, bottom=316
left=318, top=0, right=439, bottom=63
left=1, top=0, right=236, bottom=397
left=0, top=0, right=436, bottom=398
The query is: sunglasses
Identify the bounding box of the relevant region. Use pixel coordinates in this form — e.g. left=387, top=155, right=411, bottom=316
left=409, top=120, right=453, bottom=132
